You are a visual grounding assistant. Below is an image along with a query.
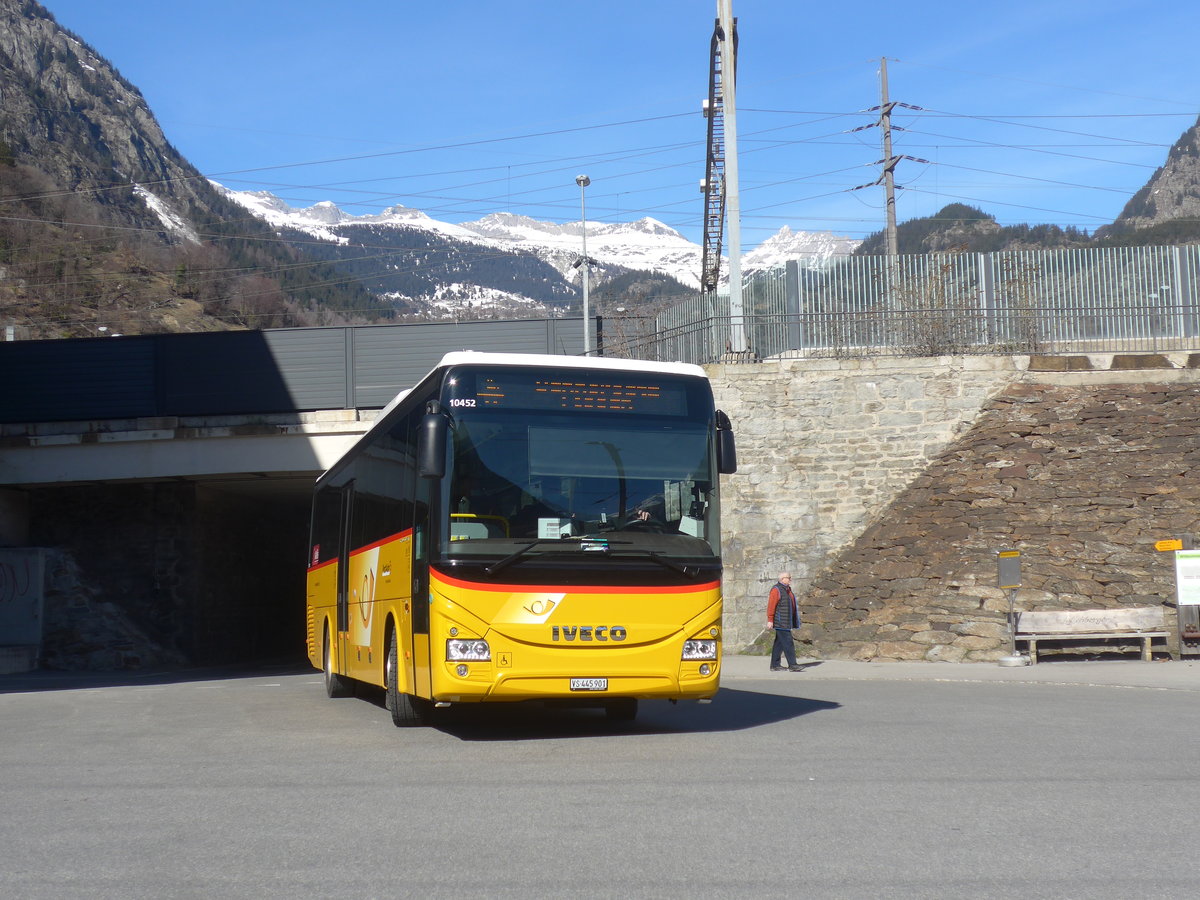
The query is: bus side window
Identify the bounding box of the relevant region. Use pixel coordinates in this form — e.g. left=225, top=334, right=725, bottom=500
left=353, top=430, right=414, bottom=549
left=311, top=486, right=343, bottom=567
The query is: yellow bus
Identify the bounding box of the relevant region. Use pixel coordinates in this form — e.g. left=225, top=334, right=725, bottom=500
left=305, top=351, right=737, bottom=726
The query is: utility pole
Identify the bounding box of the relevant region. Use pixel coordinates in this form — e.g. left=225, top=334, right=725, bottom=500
left=719, top=0, right=745, bottom=353
left=849, top=60, right=927, bottom=264
left=576, top=174, right=592, bottom=355
left=701, top=2, right=744, bottom=353
left=879, top=57, right=899, bottom=259
left=699, top=25, right=727, bottom=294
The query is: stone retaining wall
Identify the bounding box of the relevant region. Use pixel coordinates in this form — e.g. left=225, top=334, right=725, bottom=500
left=708, top=356, right=1024, bottom=650
left=710, top=355, right=1200, bottom=660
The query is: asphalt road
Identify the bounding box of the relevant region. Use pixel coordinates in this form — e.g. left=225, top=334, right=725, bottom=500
left=2, top=657, right=1197, bottom=899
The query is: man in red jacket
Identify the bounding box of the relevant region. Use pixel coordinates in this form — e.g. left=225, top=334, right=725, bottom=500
left=766, top=572, right=804, bottom=671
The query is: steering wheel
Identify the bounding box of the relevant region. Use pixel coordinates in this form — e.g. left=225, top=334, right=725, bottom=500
left=621, top=516, right=666, bottom=533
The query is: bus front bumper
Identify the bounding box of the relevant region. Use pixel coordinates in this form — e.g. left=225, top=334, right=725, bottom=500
left=431, top=659, right=720, bottom=704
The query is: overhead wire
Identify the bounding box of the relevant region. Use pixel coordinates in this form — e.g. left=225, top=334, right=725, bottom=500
left=0, top=111, right=697, bottom=208
left=5, top=69, right=1192, bottom=312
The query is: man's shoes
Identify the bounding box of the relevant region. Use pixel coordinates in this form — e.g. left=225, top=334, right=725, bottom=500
left=770, top=665, right=785, bottom=671
left=788, top=665, right=805, bottom=672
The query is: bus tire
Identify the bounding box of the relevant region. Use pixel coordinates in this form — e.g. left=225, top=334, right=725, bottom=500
left=323, top=625, right=353, bottom=698
left=605, top=698, right=638, bottom=722
left=386, top=629, right=431, bottom=727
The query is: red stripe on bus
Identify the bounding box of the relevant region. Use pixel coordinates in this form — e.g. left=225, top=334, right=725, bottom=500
left=306, top=528, right=414, bottom=573
left=432, top=570, right=720, bottom=595
left=351, top=528, right=415, bottom=557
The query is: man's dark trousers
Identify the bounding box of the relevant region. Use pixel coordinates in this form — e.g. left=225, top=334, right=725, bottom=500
left=771, top=628, right=798, bottom=668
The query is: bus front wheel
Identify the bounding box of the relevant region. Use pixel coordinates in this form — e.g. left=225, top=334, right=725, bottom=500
left=323, top=626, right=353, bottom=698
left=386, top=629, right=432, bottom=727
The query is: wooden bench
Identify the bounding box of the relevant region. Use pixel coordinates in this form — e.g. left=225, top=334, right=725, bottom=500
left=1014, top=607, right=1169, bottom=663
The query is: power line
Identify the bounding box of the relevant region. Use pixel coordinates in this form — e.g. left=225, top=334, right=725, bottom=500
left=893, top=59, right=1200, bottom=108
left=0, top=112, right=697, bottom=208
left=899, top=126, right=1160, bottom=170
left=743, top=107, right=1194, bottom=120
left=916, top=107, right=1170, bottom=147
left=900, top=186, right=1112, bottom=222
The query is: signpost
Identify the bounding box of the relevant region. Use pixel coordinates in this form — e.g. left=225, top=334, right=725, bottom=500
left=996, top=549, right=1029, bottom=666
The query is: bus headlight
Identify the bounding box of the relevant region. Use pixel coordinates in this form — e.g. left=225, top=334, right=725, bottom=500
left=447, top=639, right=491, bottom=662
left=682, top=639, right=718, bottom=660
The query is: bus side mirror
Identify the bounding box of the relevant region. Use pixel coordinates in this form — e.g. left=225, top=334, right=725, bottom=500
left=715, top=409, right=737, bottom=475
left=418, top=402, right=448, bottom=479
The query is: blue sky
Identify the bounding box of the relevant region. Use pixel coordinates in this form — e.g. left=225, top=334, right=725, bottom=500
left=43, top=0, right=1200, bottom=247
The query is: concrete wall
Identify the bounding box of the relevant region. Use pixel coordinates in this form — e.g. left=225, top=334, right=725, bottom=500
left=0, top=547, right=44, bottom=642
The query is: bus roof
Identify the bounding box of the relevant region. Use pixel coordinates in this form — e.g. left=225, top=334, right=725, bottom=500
left=436, top=351, right=707, bottom=379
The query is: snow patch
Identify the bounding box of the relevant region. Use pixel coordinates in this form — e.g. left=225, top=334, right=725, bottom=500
left=133, top=185, right=199, bottom=244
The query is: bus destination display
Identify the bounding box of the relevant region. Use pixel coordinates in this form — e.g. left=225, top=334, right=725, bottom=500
left=448, top=368, right=691, bottom=415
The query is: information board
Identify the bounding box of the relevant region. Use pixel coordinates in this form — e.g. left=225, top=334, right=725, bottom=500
left=1175, top=550, right=1200, bottom=606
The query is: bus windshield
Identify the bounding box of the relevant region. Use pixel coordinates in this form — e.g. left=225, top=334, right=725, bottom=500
left=442, top=369, right=719, bottom=561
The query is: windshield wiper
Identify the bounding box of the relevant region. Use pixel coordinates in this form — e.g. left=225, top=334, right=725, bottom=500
left=645, top=551, right=692, bottom=576
left=484, top=540, right=542, bottom=577
left=483, top=537, right=631, bottom=577
left=482, top=539, right=696, bottom=578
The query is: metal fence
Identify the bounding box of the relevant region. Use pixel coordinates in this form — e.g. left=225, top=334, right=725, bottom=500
left=600, top=245, right=1200, bottom=364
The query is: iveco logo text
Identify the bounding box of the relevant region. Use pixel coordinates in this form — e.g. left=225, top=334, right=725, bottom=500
left=551, top=625, right=627, bottom=642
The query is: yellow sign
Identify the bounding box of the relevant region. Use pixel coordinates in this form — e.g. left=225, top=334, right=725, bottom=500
left=997, top=549, right=1021, bottom=589
left=1156, top=539, right=1184, bottom=552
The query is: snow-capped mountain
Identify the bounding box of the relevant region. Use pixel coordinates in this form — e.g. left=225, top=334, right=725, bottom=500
left=223, top=191, right=486, bottom=245
left=461, top=213, right=707, bottom=289
left=216, top=184, right=860, bottom=315
left=219, top=185, right=707, bottom=288
left=743, top=226, right=861, bottom=274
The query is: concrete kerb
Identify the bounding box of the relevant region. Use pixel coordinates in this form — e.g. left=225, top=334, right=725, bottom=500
left=721, top=654, right=1200, bottom=691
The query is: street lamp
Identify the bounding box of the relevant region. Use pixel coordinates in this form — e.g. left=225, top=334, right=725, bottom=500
left=576, top=174, right=591, bottom=355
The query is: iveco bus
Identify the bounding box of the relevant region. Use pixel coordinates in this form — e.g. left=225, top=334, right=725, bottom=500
left=305, top=351, right=736, bottom=725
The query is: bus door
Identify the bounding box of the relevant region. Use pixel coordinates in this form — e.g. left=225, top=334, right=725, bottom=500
left=335, top=482, right=354, bottom=677
left=410, top=474, right=433, bottom=698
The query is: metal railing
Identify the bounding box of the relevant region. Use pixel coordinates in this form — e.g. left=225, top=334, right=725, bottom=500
left=600, top=245, right=1200, bottom=363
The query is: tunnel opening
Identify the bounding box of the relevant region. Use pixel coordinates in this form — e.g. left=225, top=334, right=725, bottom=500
left=24, top=478, right=313, bottom=671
